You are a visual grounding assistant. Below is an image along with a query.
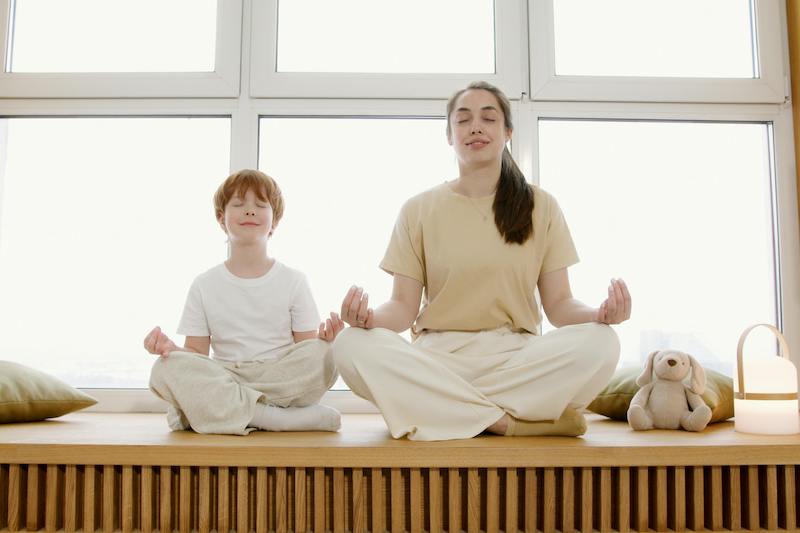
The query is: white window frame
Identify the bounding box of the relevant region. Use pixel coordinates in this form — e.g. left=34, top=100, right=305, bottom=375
left=249, top=0, right=525, bottom=99
left=530, top=0, right=788, bottom=104
left=0, top=0, right=242, bottom=98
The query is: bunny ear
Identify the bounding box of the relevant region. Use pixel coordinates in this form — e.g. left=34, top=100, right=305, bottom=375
left=688, top=355, right=706, bottom=395
left=636, top=351, right=658, bottom=387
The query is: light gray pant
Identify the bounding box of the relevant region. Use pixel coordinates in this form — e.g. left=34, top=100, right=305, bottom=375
left=331, top=323, right=620, bottom=441
left=149, top=339, right=338, bottom=435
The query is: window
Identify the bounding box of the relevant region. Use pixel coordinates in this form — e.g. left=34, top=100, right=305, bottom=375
left=250, top=0, right=523, bottom=98
left=0, top=2, right=796, bottom=412
left=0, top=117, right=231, bottom=388
left=0, top=0, right=241, bottom=97
left=553, top=0, right=755, bottom=78
left=538, top=119, right=777, bottom=376
left=259, top=116, right=457, bottom=388
left=530, top=0, right=786, bottom=103
left=275, top=0, right=494, bottom=74
left=10, top=0, right=217, bottom=73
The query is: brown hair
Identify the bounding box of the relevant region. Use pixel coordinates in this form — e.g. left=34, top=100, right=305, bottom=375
left=446, top=81, right=534, bottom=245
left=213, top=169, right=284, bottom=226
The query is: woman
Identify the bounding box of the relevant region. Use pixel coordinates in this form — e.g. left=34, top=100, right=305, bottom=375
left=332, top=81, right=631, bottom=441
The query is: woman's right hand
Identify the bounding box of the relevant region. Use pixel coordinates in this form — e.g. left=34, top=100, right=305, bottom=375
left=143, top=326, right=179, bottom=357
left=341, top=286, right=375, bottom=329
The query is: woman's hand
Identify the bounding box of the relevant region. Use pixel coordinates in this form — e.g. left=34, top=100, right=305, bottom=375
left=143, top=326, right=179, bottom=357
left=595, top=278, right=631, bottom=325
left=341, top=285, right=375, bottom=329
left=318, top=312, right=345, bottom=341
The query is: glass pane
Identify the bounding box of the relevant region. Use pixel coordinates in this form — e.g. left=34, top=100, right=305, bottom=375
left=259, top=117, right=458, bottom=388
left=0, top=118, right=231, bottom=387
left=10, top=0, right=217, bottom=73
left=538, top=120, right=776, bottom=376
left=276, top=0, right=495, bottom=73
left=554, top=0, right=755, bottom=78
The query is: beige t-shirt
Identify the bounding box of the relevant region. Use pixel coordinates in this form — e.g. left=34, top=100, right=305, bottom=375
left=380, top=182, right=579, bottom=336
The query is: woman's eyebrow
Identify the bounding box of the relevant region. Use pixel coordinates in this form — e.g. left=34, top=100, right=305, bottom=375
left=456, top=106, right=498, bottom=112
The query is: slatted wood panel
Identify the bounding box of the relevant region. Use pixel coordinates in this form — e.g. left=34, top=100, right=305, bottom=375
left=2, top=464, right=798, bottom=532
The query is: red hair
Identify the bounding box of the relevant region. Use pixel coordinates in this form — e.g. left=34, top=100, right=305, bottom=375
left=213, top=169, right=284, bottom=225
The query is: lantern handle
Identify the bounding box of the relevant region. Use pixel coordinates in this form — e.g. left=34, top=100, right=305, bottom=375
left=736, top=323, right=792, bottom=399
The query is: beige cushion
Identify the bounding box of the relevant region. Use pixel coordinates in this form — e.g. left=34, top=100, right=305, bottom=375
left=0, top=361, right=97, bottom=423
left=587, top=366, right=734, bottom=423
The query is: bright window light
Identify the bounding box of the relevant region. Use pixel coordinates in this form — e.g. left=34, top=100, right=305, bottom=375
left=9, top=0, right=217, bottom=73
left=554, top=0, right=755, bottom=78
left=276, top=0, right=495, bottom=73
left=538, top=119, right=776, bottom=376
left=259, top=117, right=458, bottom=388
left=0, top=118, right=231, bottom=387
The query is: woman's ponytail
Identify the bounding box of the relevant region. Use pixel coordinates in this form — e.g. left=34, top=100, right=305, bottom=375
left=494, top=146, right=534, bottom=244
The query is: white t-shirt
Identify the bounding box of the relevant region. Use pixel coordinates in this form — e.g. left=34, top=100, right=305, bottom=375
left=177, top=261, right=321, bottom=363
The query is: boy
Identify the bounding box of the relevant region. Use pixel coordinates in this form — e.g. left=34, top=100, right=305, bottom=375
left=144, top=169, right=342, bottom=435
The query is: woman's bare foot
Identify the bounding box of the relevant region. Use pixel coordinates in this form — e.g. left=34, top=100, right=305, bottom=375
left=485, top=413, right=510, bottom=435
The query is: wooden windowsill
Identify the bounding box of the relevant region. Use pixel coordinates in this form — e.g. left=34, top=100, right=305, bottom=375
left=1, top=413, right=798, bottom=468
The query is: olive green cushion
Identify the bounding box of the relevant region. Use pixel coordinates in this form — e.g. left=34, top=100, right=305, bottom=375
left=587, top=366, right=734, bottom=423
left=0, top=361, right=97, bottom=423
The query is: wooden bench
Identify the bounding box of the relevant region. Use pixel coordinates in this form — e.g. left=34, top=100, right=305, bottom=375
left=1, top=413, right=798, bottom=533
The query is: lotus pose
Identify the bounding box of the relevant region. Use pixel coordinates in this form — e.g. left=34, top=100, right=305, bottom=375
left=144, top=169, right=343, bottom=435
left=332, top=81, right=631, bottom=441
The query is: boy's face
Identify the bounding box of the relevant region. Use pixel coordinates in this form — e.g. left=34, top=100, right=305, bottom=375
left=218, top=188, right=274, bottom=244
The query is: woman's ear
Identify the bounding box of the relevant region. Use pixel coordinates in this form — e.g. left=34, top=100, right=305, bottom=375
left=636, top=351, right=658, bottom=387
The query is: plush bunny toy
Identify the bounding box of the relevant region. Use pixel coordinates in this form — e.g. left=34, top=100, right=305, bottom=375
left=627, top=350, right=712, bottom=431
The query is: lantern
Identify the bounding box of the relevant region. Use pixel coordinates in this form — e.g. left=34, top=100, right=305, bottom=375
left=734, top=324, right=799, bottom=435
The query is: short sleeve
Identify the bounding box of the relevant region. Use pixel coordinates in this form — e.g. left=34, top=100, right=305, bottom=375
left=379, top=201, right=425, bottom=284
left=290, top=274, right=321, bottom=332
left=176, top=279, right=210, bottom=337
left=540, top=196, right=580, bottom=274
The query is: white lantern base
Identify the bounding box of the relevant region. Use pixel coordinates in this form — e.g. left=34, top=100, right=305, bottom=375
left=734, top=399, right=800, bottom=435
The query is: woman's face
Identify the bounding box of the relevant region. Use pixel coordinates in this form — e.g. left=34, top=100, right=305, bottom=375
left=447, top=89, right=511, bottom=169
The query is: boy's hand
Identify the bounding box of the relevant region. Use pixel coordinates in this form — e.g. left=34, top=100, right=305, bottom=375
left=318, top=312, right=345, bottom=341
left=143, top=326, right=179, bottom=357
left=341, top=285, right=375, bottom=329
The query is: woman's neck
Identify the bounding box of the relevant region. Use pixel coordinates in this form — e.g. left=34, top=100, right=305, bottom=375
left=225, top=242, right=274, bottom=278
left=453, top=160, right=502, bottom=198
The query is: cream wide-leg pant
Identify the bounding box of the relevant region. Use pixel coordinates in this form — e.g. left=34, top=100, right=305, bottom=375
left=331, top=323, right=620, bottom=441
left=149, top=339, right=338, bottom=435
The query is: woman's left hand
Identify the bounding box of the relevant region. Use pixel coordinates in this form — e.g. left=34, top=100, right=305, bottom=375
left=595, top=278, right=631, bottom=325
